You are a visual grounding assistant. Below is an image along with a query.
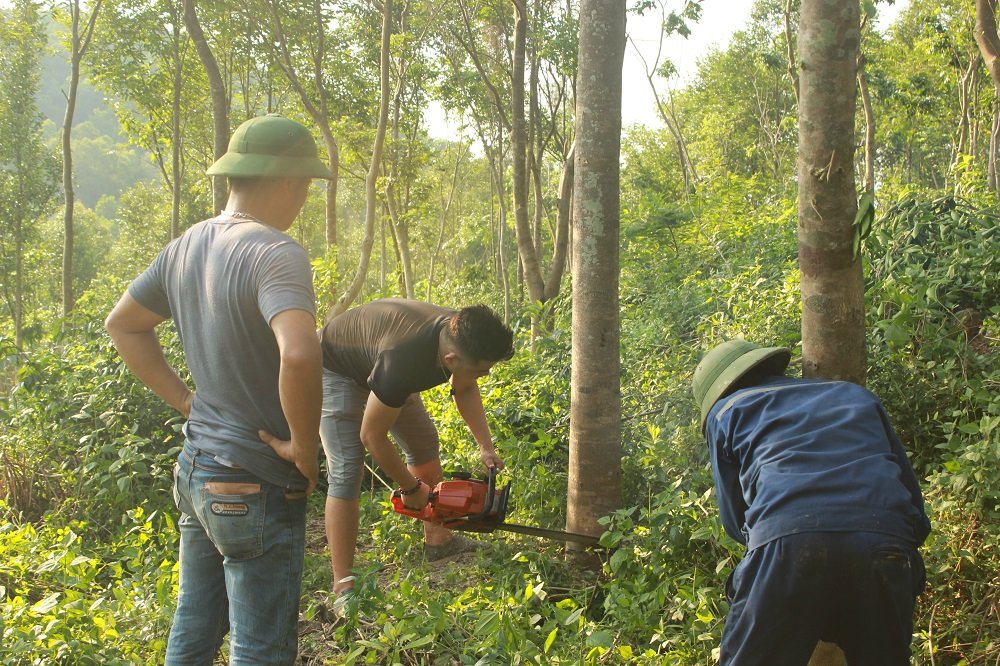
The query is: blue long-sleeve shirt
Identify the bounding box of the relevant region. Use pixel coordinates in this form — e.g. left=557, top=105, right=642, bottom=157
left=704, top=377, right=931, bottom=551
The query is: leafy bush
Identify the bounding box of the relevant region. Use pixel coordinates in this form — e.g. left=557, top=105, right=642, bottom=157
left=0, top=502, right=176, bottom=665
left=0, top=284, right=180, bottom=527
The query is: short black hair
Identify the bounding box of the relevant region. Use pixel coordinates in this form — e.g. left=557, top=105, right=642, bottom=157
left=447, top=305, right=514, bottom=363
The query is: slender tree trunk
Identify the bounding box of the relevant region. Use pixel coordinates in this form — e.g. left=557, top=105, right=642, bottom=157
left=427, top=146, right=466, bottom=303
left=510, top=0, right=545, bottom=306
left=567, top=0, right=624, bottom=547
left=183, top=0, right=228, bottom=214
left=495, top=159, right=513, bottom=323
left=785, top=0, right=800, bottom=103
left=14, top=216, right=23, bottom=350
left=61, top=0, right=103, bottom=314
left=387, top=77, right=414, bottom=298
left=858, top=54, right=875, bottom=193
left=544, top=140, right=573, bottom=301
left=170, top=17, right=182, bottom=239
left=330, top=0, right=391, bottom=319
left=990, top=103, right=999, bottom=191
left=266, top=0, right=339, bottom=247
left=798, top=0, right=865, bottom=383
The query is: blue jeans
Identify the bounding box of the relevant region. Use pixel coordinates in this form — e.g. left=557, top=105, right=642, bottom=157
left=721, top=531, right=925, bottom=666
left=165, top=443, right=307, bottom=666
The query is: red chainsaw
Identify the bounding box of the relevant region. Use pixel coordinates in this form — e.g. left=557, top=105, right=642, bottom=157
left=390, top=467, right=601, bottom=546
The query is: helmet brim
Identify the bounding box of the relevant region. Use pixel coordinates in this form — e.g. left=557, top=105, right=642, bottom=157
left=206, top=152, right=334, bottom=180
left=699, top=346, right=790, bottom=430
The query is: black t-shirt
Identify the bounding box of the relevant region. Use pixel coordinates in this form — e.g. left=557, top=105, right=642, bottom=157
left=321, top=298, right=455, bottom=408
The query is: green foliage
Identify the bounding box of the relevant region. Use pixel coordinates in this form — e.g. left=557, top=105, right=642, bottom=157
left=0, top=285, right=180, bottom=525
left=0, top=503, right=176, bottom=665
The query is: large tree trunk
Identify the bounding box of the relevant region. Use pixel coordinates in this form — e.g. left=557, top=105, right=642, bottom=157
left=566, top=0, right=624, bottom=548
left=797, top=0, right=865, bottom=384
left=329, top=0, right=391, bottom=319
left=183, top=0, right=228, bottom=214
left=975, top=0, right=1000, bottom=194
left=799, top=4, right=864, bottom=661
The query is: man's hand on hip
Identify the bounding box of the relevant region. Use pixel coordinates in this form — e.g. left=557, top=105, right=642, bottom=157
left=259, top=430, right=318, bottom=495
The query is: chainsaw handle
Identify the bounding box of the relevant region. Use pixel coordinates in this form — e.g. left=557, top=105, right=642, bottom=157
left=469, top=466, right=499, bottom=521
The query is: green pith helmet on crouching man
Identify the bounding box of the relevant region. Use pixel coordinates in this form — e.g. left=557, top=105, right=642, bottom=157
left=107, top=113, right=332, bottom=664
left=692, top=339, right=930, bottom=665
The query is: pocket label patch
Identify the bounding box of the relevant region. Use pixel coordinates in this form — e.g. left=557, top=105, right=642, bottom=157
left=211, top=501, right=250, bottom=517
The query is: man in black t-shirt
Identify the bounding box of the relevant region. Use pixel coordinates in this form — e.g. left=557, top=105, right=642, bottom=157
left=317, top=298, right=513, bottom=609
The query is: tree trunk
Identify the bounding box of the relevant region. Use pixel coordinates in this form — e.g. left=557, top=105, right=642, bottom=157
left=266, top=0, right=339, bottom=247
left=799, top=4, right=865, bottom=658
left=183, top=0, right=228, bottom=215
left=797, top=0, right=865, bottom=384
left=784, top=0, right=800, bottom=103
left=427, top=146, right=466, bottom=303
left=61, top=0, right=102, bottom=314
left=975, top=0, right=1000, bottom=193
left=14, top=216, right=23, bottom=350
left=990, top=103, right=999, bottom=192
left=858, top=54, right=875, bottom=193
left=567, top=0, right=624, bottom=547
left=387, top=74, right=414, bottom=298
left=510, top=0, right=546, bottom=305
left=330, top=0, right=391, bottom=320
left=170, top=15, right=182, bottom=239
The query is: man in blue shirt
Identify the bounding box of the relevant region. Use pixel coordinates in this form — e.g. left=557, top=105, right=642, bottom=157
left=692, top=340, right=930, bottom=665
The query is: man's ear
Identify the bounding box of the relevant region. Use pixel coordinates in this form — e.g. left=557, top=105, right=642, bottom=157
left=442, top=350, right=459, bottom=369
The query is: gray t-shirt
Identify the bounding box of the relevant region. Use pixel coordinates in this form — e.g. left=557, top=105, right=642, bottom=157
left=129, top=215, right=315, bottom=489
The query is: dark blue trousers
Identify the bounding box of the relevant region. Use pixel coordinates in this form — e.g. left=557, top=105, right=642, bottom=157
left=721, top=531, right=925, bottom=666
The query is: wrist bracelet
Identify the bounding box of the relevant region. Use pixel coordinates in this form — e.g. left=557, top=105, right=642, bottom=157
left=399, top=479, right=422, bottom=495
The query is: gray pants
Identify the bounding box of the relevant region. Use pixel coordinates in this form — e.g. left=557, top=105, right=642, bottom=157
left=320, top=368, right=439, bottom=499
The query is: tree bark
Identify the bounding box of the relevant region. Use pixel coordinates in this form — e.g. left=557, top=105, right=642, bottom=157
left=797, top=0, right=865, bottom=382
left=183, top=0, right=228, bottom=215
left=567, top=0, right=624, bottom=546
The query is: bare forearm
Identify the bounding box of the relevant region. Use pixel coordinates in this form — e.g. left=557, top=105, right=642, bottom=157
left=362, top=432, right=418, bottom=488
left=110, top=329, right=192, bottom=415
left=454, top=388, right=493, bottom=451
left=278, top=352, right=322, bottom=462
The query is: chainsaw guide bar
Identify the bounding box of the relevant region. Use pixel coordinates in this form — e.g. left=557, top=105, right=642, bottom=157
left=390, top=468, right=601, bottom=547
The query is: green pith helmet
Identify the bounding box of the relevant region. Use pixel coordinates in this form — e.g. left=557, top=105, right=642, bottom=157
left=692, top=339, right=791, bottom=430
left=206, top=114, right=333, bottom=179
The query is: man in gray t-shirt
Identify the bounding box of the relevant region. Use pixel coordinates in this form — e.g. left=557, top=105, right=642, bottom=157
left=105, top=114, right=329, bottom=666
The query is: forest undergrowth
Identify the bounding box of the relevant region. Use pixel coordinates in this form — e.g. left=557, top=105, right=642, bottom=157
left=1, top=184, right=998, bottom=664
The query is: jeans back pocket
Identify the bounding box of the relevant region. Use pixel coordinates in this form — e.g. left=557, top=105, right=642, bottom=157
left=199, top=481, right=266, bottom=560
